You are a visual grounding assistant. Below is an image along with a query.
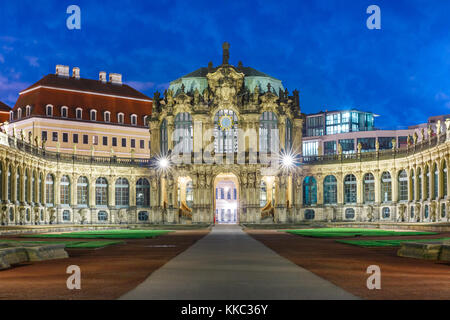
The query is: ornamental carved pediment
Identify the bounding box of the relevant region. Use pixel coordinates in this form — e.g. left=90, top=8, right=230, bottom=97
left=207, top=66, right=244, bottom=103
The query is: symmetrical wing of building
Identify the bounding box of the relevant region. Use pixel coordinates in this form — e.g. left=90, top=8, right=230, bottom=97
left=1, top=44, right=449, bottom=225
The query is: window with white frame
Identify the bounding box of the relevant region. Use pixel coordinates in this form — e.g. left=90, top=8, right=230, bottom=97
left=61, top=106, right=68, bottom=118
left=131, top=114, right=137, bottom=126
left=90, top=110, right=97, bottom=121
left=118, top=113, right=124, bottom=124
left=104, top=111, right=111, bottom=122
left=26, top=106, right=31, bottom=117
left=46, top=105, right=53, bottom=117
left=76, top=108, right=82, bottom=120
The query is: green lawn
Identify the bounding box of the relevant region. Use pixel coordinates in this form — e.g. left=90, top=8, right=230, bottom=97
left=336, top=238, right=450, bottom=247
left=0, top=239, right=124, bottom=249
left=284, top=228, right=438, bottom=238
left=22, top=229, right=172, bottom=239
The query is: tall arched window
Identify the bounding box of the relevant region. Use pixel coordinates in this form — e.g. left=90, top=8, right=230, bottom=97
left=323, top=175, right=337, bottom=204
left=214, top=109, right=238, bottom=153
left=16, top=170, right=20, bottom=202
left=443, top=161, right=448, bottom=198
left=186, top=180, right=194, bottom=208
left=7, top=166, right=11, bottom=201
left=344, top=174, right=357, bottom=204
left=24, top=170, right=29, bottom=203
left=32, top=171, right=36, bottom=203
left=115, top=178, right=129, bottom=207
left=45, top=174, right=54, bottom=206
left=363, top=173, right=375, bottom=203
left=424, top=165, right=429, bottom=199
left=160, top=119, right=168, bottom=154
left=174, top=113, right=193, bottom=153
left=136, top=178, right=150, bottom=207
left=418, top=168, right=422, bottom=200
left=260, top=180, right=267, bottom=207
left=398, top=170, right=408, bottom=201
left=285, top=117, right=293, bottom=151
left=433, top=164, right=439, bottom=199
left=77, top=176, right=89, bottom=206
left=411, top=169, right=415, bottom=201
left=381, top=171, right=392, bottom=203
left=60, top=175, right=70, bottom=205
left=259, top=111, right=278, bottom=153
left=95, top=177, right=108, bottom=206
left=39, top=173, right=43, bottom=204
left=303, top=176, right=317, bottom=205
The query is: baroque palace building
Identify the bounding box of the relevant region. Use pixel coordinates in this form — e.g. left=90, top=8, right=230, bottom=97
left=0, top=43, right=450, bottom=226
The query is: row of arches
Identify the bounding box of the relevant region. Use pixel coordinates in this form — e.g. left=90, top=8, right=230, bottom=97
left=0, top=164, right=152, bottom=208
left=302, top=161, right=448, bottom=205
left=160, top=110, right=293, bottom=154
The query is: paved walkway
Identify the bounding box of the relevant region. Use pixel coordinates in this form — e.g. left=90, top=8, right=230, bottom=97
left=120, top=225, right=358, bottom=300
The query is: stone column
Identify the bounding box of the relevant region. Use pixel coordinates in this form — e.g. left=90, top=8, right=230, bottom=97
left=70, top=174, right=77, bottom=206
left=167, top=115, right=174, bottom=151
left=108, top=177, right=115, bottom=207
left=356, top=173, right=363, bottom=204
left=279, top=115, right=286, bottom=151
left=149, top=120, right=160, bottom=157
left=392, top=169, right=398, bottom=203
left=374, top=170, right=381, bottom=204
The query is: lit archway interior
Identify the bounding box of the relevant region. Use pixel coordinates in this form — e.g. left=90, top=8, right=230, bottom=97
left=214, top=173, right=239, bottom=224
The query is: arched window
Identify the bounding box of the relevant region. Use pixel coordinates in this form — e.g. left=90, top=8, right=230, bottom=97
left=117, top=113, right=124, bottom=124
left=186, top=180, right=194, bottom=208
left=424, top=165, right=430, bottom=199
left=160, top=119, right=168, bottom=154
left=61, top=106, right=68, bottom=118
left=259, top=111, right=278, bottom=153
left=381, top=171, right=392, bottom=203
left=411, top=169, right=415, bottom=201
left=104, top=111, right=111, bottom=123
left=260, top=180, right=267, bottom=207
left=31, top=171, right=36, bottom=203
left=285, top=118, right=293, bottom=151
left=398, top=170, right=408, bottom=201
left=60, top=175, right=70, bottom=205
left=98, top=211, right=108, bottom=221
left=90, top=109, right=97, bottom=121
left=417, top=168, right=422, bottom=200
left=345, top=208, right=355, bottom=219
left=17, top=108, right=22, bottom=119
left=410, top=206, right=414, bottom=219
left=214, top=109, right=238, bottom=153
left=131, top=114, right=137, bottom=126
left=26, top=105, right=31, bottom=117
left=115, top=178, right=129, bottom=207
left=95, top=177, right=108, bottom=206
left=138, top=211, right=149, bottom=221
left=62, top=210, right=71, bottom=222
left=323, top=175, right=337, bottom=204
left=344, top=174, right=357, bottom=204
left=434, top=164, right=439, bottom=199
left=305, top=209, right=315, bottom=220
left=303, top=176, right=317, bottom=205
left=76, top=108, right=82, bottom=119
left=382, top=207, right=390, bottom=219
left=16, top=170, right=20, bottom=202
left=38, top=173, right=43, bottom=204
left=45, top=174, right=54, bottom=206
left=174, top=112, right=193, bottom=153
left=26, top=208, right=30, bottom=222
left=46, top=105, right=53, bottom=117
left=77, top=176, right=89, bottom=206
left=24, top=170, right=29, bottom=203
left=443, top=161, right=448, bottom=198
left=9, top=207, right=14, bottom=222
left=136, top=178, right=150, bottom=207
left=7, top=166, right=11, bottom=201
left=424, top=205, right=429, bottom=219
left=363, top=173, right=375, bottom=203
left=441, top=203, right=446, bottom=218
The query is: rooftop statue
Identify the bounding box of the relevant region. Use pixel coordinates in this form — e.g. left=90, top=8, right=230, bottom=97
left=222, top=42, right=230, bottom=65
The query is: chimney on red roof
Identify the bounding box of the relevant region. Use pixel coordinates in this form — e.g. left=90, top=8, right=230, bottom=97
left=109, top=73, right=122, bottom=85
left=72, top=67, right=80, bottom=79
left=99, top=71, right=107, bottom=83
left=56, top=65, right=69, bottom=77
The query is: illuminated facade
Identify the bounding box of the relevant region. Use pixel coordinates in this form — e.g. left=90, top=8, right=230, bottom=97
left=0, top=44, right=449, bottom=226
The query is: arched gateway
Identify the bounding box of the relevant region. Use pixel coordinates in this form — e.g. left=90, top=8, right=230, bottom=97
left=214, top=173, right=239, bottom=224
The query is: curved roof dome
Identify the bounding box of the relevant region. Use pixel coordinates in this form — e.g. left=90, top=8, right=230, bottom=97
left=169, top=63, right=284, bottom=97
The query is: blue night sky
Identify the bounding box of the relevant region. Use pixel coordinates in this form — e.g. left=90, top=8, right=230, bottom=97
left=1, top=0, right=450, bottom=129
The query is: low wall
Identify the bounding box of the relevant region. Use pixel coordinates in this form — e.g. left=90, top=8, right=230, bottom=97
left=0, top=244, right=68, bottom=270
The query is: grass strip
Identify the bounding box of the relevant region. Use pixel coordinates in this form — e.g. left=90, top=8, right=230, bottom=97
left=336, top=237, right=450, bottom=247
left=284, top=228, right=437, bottom=238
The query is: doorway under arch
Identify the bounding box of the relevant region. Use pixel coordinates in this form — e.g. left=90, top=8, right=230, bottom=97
left=214, top=173, right=239, bottom=224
